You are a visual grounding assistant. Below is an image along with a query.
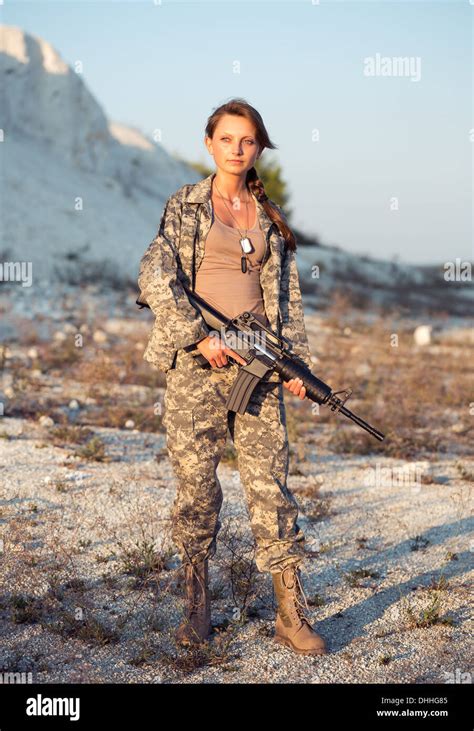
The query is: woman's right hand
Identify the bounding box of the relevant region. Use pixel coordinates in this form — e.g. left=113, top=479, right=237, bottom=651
left=196, top=335, right=247, bottom=368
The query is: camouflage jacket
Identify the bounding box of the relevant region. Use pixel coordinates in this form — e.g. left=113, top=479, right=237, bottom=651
left=137, top=172, right=312, bottom=376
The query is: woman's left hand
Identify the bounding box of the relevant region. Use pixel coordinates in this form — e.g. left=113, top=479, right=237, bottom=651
left=283, top=378, right=306, bottom=400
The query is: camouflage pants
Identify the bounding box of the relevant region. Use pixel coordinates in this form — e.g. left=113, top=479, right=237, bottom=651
left=162, top=348, right=306, bottom=574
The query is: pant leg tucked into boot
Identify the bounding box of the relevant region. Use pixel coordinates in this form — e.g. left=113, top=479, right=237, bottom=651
left=175, top=559, right=211, bottom=646
left=272, top=564, right=327, bottom=655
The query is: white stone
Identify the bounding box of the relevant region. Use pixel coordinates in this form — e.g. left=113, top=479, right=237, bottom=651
left=93, top=330, right=108, bottom=344
left=39, top=415, right=54, bottom=427
left=413, top=325, right=432, bottom=346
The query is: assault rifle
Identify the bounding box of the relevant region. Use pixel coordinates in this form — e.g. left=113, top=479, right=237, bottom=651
left=136, top=285, right=385, bottom=442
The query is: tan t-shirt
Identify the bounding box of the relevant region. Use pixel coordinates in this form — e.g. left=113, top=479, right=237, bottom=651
left=194, top=211, right=270, bottom=327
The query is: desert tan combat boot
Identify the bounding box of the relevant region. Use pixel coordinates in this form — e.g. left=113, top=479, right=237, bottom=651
left=272, top=564, right=327, bottom=655
left=175, top=559, right=211, bottom=646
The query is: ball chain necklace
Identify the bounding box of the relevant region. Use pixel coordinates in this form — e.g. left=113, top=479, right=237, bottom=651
left=214, top=182, right=255, bottom=274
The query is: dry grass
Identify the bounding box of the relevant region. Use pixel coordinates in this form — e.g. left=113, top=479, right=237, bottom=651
left=343, top=568, right=381, bottom=588
left=4, top=292, right=472, bottom=458
left=160, top=626, right=241, bottom=674
left=402, top=591, right=455, bottom=630
left=214, top=518, right=263, bottom=620
left=116, top=539, right=172, bottom=586
left=2, top=326, right=165, bottom=433
left=0, top=294, right=471, bottom=681
left=284, top=299, right=473, bottom=459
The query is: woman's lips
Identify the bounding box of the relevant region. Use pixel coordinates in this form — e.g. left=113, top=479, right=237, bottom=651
left=228, top=160, right=243, bottom=164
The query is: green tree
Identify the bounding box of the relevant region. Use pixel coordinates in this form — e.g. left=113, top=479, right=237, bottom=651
left=255, top=157, right=293, bottom=219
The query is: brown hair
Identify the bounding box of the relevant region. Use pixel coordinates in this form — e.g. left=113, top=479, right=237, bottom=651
left=205, top=98, right=297, bottom=252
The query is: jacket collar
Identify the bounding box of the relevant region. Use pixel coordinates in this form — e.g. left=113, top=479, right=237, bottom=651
left=185, top=171, right=277, bottom=242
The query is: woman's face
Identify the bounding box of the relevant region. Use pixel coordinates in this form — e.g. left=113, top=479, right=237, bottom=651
left=205, top=114, right=261, bottom=176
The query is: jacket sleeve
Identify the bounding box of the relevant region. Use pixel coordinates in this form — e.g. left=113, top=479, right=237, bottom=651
left=275, top=204, right=313, bottom=371
left=137, top=191, right=210, bottom=351
left=280, top=247, right=313, bottom=371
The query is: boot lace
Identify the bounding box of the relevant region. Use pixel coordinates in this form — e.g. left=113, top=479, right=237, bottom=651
left=283, top=565, right=311, bottom=624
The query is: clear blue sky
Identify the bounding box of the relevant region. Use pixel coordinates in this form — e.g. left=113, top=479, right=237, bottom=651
left=4, top=0, right=472, bottom=265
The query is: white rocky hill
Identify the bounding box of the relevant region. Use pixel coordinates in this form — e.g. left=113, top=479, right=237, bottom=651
left=0, top=25, right=200, bottom=287
left=0, top=25, right=471, bottom=318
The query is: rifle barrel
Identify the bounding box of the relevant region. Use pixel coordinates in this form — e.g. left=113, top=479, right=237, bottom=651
left=338, top=405, right=385, bottom=442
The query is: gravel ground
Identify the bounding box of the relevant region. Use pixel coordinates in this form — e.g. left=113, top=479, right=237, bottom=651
left=0, top=413, right=472, bottom=685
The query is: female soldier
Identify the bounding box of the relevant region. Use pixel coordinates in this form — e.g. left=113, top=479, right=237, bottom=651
left=137, top=98, right=327, bottom=656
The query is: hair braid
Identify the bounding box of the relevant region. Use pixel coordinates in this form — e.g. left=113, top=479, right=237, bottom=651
left=205, top=98, right=297, bottom=252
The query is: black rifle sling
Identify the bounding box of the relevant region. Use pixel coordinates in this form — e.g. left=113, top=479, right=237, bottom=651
left=157, top=201, right=273, bottom=415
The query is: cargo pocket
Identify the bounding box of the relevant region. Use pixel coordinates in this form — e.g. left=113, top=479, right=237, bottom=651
left=192, top=404, right=219, bottom=438
left=162, top=408, right=194, bottom=434
left=243, top=383, right=286, bottom=452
